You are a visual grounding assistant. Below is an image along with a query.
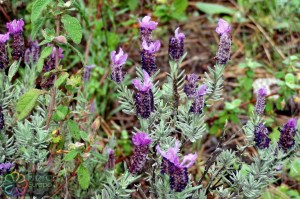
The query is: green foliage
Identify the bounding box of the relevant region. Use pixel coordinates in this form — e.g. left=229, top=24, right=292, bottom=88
left=37, top=45, right=53, bottom=72
left=77, top=164, right=91, bottom=190
left=195, top=2, right=235, bottom=15
left=31, top=0, right=51, bottom=22
left=16, top=89, right=47, bottom=121
left=61, top=14, right=83, bottom=44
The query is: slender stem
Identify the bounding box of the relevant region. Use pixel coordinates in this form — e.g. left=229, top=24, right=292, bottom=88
left=46, top=13, right=60, bottom=129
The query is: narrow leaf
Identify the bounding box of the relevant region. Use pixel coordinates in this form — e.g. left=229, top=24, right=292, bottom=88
left=8, top=60, right=20, bottom=82
left=55, top=72, right=69, bottom=88
left=195, top=2, right=235, bottom=15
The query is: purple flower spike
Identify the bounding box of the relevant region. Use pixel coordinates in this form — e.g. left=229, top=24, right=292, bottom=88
left=141, top=40, right=160, bottom=76
left=0, top=105, right=4, bottom=130
left=215, top=19, right=232, bottom=65
left=133, top=71, right=154, bottom=118
left=24, top=40, right=40, bottom=64
left=138, top=16, right=158, bottom=44
left=130, top=132, right=152, bottom=174
left=0, top=33, right=9, bottom=43
left=50, top=47, right=64, bottom=59
left=254, top=123, right=270, bottom=149
left=6, top=19, right=25, bottom=60
left=184, top=74, right=199, bottom=98
left=190, top=84, right=207, bottom=114
left=0, top=33, right=9, bottom=70
left=255, top=87, right=267, bottom=115
left=110, top=48, right=128, bottom=84
left=0, top=162, right=14, bottom=175
left=41, top=46, right=64, bottom=89
left=169, top=27, right=185, bottom=61
left=278, top=118, right=298, bottom=152
left=6, top=19, right=24, bottom=34
left=132, top=132, right=152, bottom=146
left=216, top=19, right=231, bottom=35
left=105, top=148, right=115, bottom=170
left=83, top=65, right=96, bottom=82
left=157, top=141, right=197, bottom=192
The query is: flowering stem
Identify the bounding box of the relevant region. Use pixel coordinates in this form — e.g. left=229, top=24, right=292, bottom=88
left=46, top=13, right=60, bottom=129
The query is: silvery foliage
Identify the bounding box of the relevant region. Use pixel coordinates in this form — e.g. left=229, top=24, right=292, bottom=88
left=116, top=48, right=229, bottom=198
left=116, top=45, right=300, bottom=198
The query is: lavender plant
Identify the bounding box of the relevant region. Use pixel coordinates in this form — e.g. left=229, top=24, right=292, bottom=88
left=107, top=16, right=300, bottom=198
left=0, top=2, right=298, bottom=198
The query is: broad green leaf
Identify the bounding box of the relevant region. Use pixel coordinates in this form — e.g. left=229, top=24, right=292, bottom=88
left=173, top=0, right=188, bottom=14
left=64, top=150, right=79, bottom=161
left=37, top=46, right=53, bottom=72
left=67, top=119, right=81, bottom=140
left=31, top=17, right=45, bottom=39
left=52, top=105, right=69, bottom=121
left=31, top=0, right=51, bottom=22
left=16, top=89, right=47, bottom=120
left=77, top=164, right=90, bottom=190
left=55, top=72, right=69, bottom=88
left=79, top=131, right=88, bottom=141
left=195, top=2, right=235, bottom=15
left=61, top=14, right=82, bottom=44
left=285, top=73, right=295, bottom=84
left=8, top=60, right=20, bottom=82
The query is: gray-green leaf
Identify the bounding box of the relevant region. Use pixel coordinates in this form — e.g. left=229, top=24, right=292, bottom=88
left=61, top=14, right=82, bottom=44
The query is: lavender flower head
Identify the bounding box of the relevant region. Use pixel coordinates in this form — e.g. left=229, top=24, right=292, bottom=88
left=141, top=39, right=161, bottom=76
left=105, top=148, right=115, bottom=170
left=216, top=19, right=231, bottom=35
left=110, top=48, right=128, bottom=84
left=24, top=40, right=40, bottom=64
left=83, top=64, right=96, bottom=82
left=255, top=87, right=267, bottom=115
left=41, top=47, right=64, bottom=89
left=184, top=74, right=199, bottom=98
left=6, top=19, right=24, bottom=34
left=215, top=18, right=232, bottom=65
left=157, top=141, right=197, bottom=192
left=138, top=16, right=158, bottom=44
left=130, top=132, right=152, bottom=174
left=0, top=33, right=9, bottom=70
left=169, top=27, right=185, bottom=61
left=6, top=19, right=25, bottom=60
left=254, top=123, right=270, bottom=149
left=132, top=70, right=154, bottom=118
left=190, top=84, right=207, bottom=114
left=278, top=118, right=298, bottom=152
left=0, top=162, right=14, bottom=175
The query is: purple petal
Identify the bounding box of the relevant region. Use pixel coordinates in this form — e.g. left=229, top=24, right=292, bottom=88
left=153, top=40, right=161, bottom=52
left=0, top=33, right=9, bottom=43
left=142, top=70, right=153, bottom=90
left=257, top=87, right=267, bottom=97
left=142, top=39, right=150, bottom=51
left=132, top=132, right=152, bottom=146
left=6, top=19, right=25, bottom=34
left=139, top=16, right=158, bottom=30
left=110, top=50, right=116, bottom=65
left=216, top=19, right=231, bottom=35
left=157, top=141, right=181, bottom=166
left=175, top=27, right=185, bottom=39
left=196, top=84, right=207, bottom=96
left=132, top=79, right=143, bottom=90
left=180, top=153, right=197, bottom=168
